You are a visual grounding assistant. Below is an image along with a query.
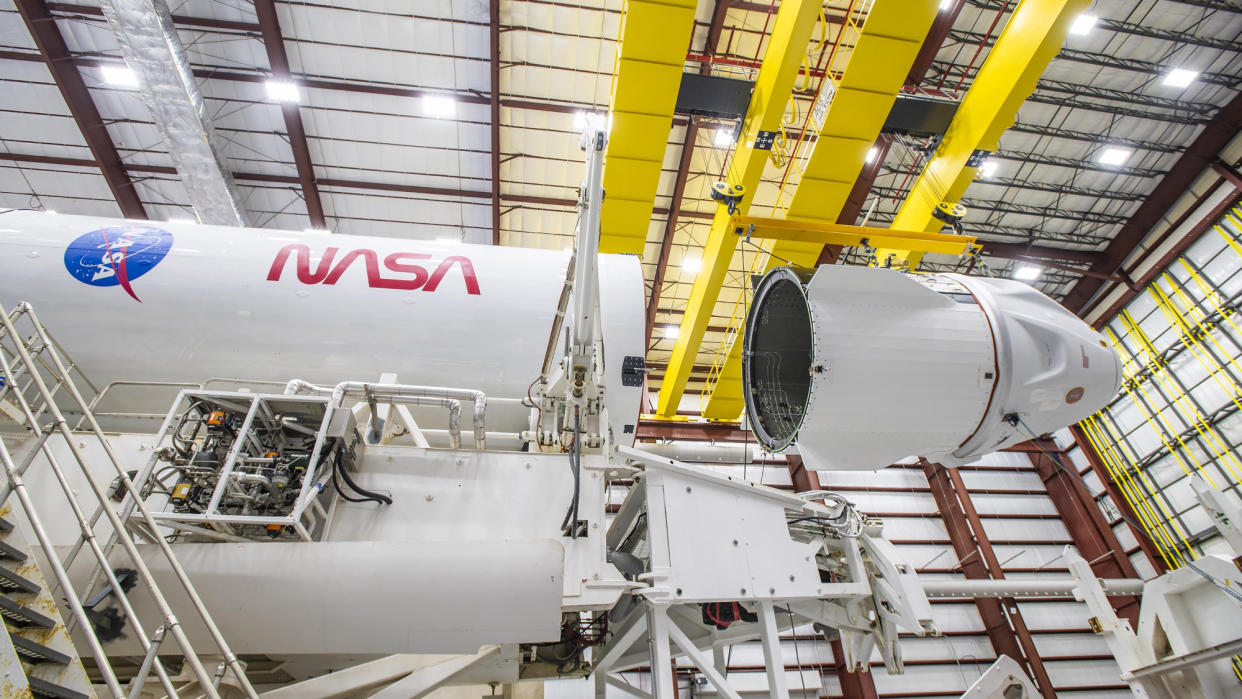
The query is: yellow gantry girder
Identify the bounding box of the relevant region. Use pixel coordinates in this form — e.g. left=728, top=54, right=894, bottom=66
left=598, top=0, right=698, bottom=255
left=875, top=0, right=1091, bottom=268
left=729, top=216, right=976, bottom=256
left=698, top=0, right=941, bottom=419
left=653, top=0, right=822, bottom=417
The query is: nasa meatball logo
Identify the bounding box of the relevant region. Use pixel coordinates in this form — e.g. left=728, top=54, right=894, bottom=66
left=63, top=226, right=174, bottom=302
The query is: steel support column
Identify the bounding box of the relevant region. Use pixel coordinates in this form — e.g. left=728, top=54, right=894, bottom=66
left=14, top=0, right=147, bottom=219
left=647, top=120, right=699, bottom=340
left=489, top=0, right=502, bottom=245
left=1068, top=425, right=1168, bottom=575
left=922, top=459, right=1056, bottom=698
left=1025, top=437, right=1142, bottom=625
left=254, top=0, right=326, bottom=230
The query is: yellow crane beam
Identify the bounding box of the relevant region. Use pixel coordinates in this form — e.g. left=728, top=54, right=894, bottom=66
left=698, top=0, right=940, bottom=420
left=598, top=0, right=698, bottom=255
left=729, top=215, right=976, bottom=256
left=875, top=0, right=1091, bottom=268
left=653, top=0, right=821, bottom=417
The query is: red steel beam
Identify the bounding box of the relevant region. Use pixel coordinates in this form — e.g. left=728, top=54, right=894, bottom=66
left=14, top=0, right=147, bottom=219
left=489, top=0, right=502, bottom=245
left=254, top=0, right=326, bottom=230
left=648, top=120, right=700, bottom=340
left=1068, top=425, right=1168, bottom=575
left=634, top=419, right=750, bottom=443
left=1087, top=177, right=1241, bottom=325
left=648, top=0, right=730, bottom=337
left=1062, top=89, right=1242, bottom=314
left=922, top=459, right=1056, bottom=698
left=1025, top=437, right=1142, bottom=625
left=905, top=0, right=966, bottom=89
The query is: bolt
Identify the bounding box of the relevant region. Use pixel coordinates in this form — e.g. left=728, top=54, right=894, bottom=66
left=425, top=494, right=434, bottom=501
left=676, top=588, right=682, bottom=596
left=769, top=587, right=776, bottom=594
left=732, top=540, right=739, bottom=546
left=740, top=588, right=746, bottom=595
left=686, top=486, right=692, bottom=493
left=789, top=575, right=795, bottom=582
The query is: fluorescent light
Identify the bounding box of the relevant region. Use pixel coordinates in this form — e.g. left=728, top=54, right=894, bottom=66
left=682, top=256, right=702, bottom=274
left=1099, top=146, right=1133, bottom=166
left=101, top=65, right=139, bottom=88
left=865, top=147, right=878, bottom=164
left=265, top=80, right=300, bottom=102
left=714, top=128, right=735, bottom=147
left=1068, top=13, right=1097, bottom=36
left=1014, top=264, right=1042, bottom=281
left=976, top=159, right=998, bottom=178
left=573, top=111, right=588, bottom=129
left=939, top=0, right=952, bottom=10
left=664, top=325, right=680, bottom=340
left=1163, top=68, right=1199, bottom=88
left=422, top=95, right=457, bottom=119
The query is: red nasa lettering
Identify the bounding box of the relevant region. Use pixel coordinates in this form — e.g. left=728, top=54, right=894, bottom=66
left=266, top=244, right=480, bottom=295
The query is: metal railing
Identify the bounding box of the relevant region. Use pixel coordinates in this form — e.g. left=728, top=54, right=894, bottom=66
left=0, top=301, right=258, bottom=699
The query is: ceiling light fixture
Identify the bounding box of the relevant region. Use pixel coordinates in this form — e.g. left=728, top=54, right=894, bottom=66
left=1068, top=13, right=1097, bottom=35
left=664, top=325, right=680, bottom=340
left=939, top=0, right=952, bottom=10
left=714, top=128, right=735, bottom=148
left=101, top=65, right=139, bottom=88
left=422, top=95, right=457, bottom=119
left=682, top=256, right=702, bottom=274
left=1014, top=264, right=1042, bottom=281
left=976, top=159, right=998, bottom=178
left=1099, top=146, right=1133, bottom=166
left=265, top=80, right=300, bottom=103
left=1163, top=68, right=1199, bottom=88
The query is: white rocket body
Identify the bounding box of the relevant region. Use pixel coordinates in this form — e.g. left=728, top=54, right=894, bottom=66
left=0, top=210, right=646, bottom=440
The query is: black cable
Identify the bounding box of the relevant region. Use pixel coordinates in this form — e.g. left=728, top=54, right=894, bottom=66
left=330, top=457, right=375, bottom=504
left=332, top=441, right=392, bottom=505
left=561, top=409, right=583, bottom=537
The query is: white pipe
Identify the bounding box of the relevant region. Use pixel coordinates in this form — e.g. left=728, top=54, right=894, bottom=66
left=288, top=380, right=486, bottom=449
left=921, top=578, right=1144, bottom=599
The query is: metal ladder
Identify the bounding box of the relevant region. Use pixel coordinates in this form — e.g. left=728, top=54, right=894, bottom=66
left=0, top=302, right=258, bottom=699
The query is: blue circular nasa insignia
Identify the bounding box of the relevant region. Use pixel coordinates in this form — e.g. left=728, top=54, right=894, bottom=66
left=63, top=226, right=173, bottom=302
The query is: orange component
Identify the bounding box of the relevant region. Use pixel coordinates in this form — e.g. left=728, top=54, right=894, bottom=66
left=206, top=411, right=226, bottom=426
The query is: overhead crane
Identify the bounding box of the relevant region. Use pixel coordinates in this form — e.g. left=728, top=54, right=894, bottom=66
left=873, top=0, right=1090, bottom=268
left=655, top=0, right=1093, bottom=421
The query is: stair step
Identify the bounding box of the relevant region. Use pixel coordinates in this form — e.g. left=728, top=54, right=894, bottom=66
left=0, top=538, right=27, bottom=562
left=0, top=565, right=40, bottom=595
left=0, top=515, right=13, bottom=533
left=28, top=675, right=90, bottom=699
left=9, top=633, right=72, bottom=665
left=0, top=594, right=54, bottom=629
